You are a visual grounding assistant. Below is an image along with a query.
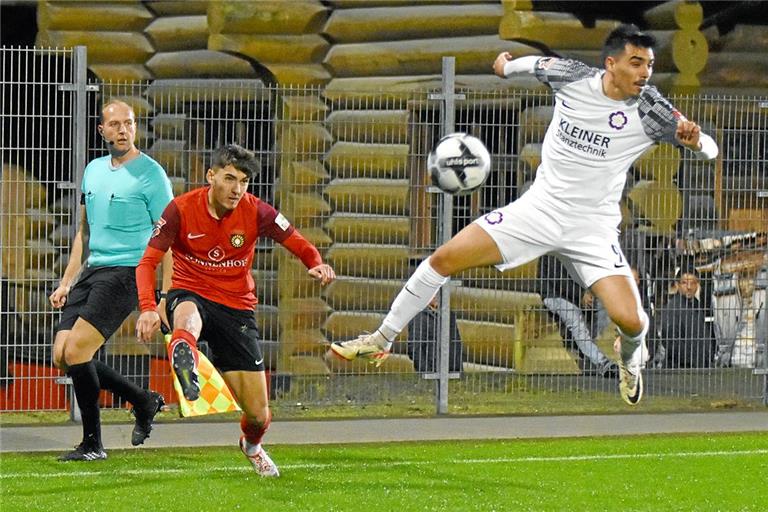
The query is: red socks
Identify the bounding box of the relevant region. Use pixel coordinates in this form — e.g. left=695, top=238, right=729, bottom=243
left=241, top=411, right=271, bottom=446
left=167, top=328, right=199, bottom=367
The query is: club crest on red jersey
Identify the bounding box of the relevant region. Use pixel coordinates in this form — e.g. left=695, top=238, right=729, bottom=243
left=230, top=233, right=245, bottom=248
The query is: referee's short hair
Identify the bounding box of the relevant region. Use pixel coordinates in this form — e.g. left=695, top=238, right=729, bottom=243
left=99, top=99, right=134, bottom=124
left=210, top=144, right=260, bottom=179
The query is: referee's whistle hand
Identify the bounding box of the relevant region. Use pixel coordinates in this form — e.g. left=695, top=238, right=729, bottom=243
left=136, top=310, right=161, bottom=343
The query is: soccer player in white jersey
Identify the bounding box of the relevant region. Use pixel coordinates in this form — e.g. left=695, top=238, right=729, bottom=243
left=331, top=24, right=718, bottom=406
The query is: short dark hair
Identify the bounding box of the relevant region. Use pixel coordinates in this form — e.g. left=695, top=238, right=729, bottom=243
left=210, top=143, right=260, bottom=179
left=602, top=24, right=656, bottom=64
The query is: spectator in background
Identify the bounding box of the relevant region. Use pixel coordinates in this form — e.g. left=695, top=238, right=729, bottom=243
left=406, top=296, right=462, bottom=373
left=658, top=270, right=715, bottom=368
left=539, top=256, right=617, bottom=378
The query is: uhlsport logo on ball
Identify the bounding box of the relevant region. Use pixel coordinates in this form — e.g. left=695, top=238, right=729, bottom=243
left=428, top=133, right=491, bottom=195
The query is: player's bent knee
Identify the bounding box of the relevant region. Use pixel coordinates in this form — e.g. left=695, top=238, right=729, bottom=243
left=429, top=249, right=457, bottom=277
left=62, top=339, right=97, bottom=367
left=615, top=310, right=648, bottom=340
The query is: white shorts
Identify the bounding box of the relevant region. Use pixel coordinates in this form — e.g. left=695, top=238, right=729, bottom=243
left=474, top=192, right=633, bottom=288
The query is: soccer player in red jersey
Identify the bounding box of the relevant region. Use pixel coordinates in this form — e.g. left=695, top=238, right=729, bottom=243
left=135, top=144, right=335, bottom=477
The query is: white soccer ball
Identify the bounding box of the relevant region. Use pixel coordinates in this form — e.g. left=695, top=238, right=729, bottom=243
left=428, top=133, right=491, bottom=195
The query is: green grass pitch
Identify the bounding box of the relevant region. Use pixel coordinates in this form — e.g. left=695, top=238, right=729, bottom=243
left=2, top=433, right=766, bottom=511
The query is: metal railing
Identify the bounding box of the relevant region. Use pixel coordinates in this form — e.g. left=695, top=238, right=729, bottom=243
left=1, top=46, right=766, bottom=415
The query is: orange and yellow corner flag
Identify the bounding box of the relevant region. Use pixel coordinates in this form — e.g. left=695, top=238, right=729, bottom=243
left=164, top=334, right=241, bottom=417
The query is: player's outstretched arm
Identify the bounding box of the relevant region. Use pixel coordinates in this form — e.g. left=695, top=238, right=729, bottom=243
left=493, top=53, right=540, bottom=78
left=279, top=230, right=336, bottom=286
left=675, top=119, right=718, bottom=159
left=135, top=245, right=167, bottom=342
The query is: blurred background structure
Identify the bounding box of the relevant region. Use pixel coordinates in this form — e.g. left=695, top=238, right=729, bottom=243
left=1, top=1, right=766, bottom=415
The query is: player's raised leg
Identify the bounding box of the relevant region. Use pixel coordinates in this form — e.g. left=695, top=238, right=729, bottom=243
left=166, top=300, right=202, bottom=401
left=590, top=275, right=649, bottom=405
left=331, top=223, right=503, bottom=365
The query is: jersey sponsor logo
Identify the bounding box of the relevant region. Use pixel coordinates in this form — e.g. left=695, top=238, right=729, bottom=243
left=274, top=213, right=291, bottom=231
left=208, top=246, right=225, bottom=262
left=152, top=217, right=166, bottom=238
left=184, top=252, right=249, bottom=269
left=556, top=118, right=610, bottom=157
left=187, top=232, right=206, bottom=239
left=230, top=233, right=245, bottom=248
left=484, top=211, right=503, bottom=225
left=608, top=111, right=628, bottom=130
left=561, top=99, right=575, bottom=110
left=254, top=357, right=264, bottom=366
left=558, top=119, right=611, bottom=147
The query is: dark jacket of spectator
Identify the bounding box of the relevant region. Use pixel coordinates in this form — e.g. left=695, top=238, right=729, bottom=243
left=406, top=307, right=462, bottom=373
left=659, top=293, right=715, bottom=368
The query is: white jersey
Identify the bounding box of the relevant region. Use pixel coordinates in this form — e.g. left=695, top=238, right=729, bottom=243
left=526, top=57, right=682, bottom=226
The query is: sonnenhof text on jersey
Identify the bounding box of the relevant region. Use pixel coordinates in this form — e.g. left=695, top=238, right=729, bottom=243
left=184, top=253, right=249, bottom=268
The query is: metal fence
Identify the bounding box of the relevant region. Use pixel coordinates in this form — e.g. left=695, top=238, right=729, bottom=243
left=2, top=46, right=766, bottom=416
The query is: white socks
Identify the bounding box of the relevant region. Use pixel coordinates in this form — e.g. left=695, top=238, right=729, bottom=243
left=617, top=310, right=649, bottom=363
left=244, top=440, right=261, bottom=456
left=379, top=258, right=449, bottom=342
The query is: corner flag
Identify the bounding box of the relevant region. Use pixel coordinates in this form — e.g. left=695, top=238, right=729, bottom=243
left=164, top=334, right=241, bottom=417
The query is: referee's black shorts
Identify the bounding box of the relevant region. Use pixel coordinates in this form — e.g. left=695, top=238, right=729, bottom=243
left=55, top=266, right=138, bottom=340
left=166, top=289, right=265, bottom=372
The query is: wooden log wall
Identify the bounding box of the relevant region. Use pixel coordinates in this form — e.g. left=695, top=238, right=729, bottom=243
left=208, top=0, right=331, bottom=85
left=27, top=1, right=758, bottom=375
left=1, top=164, right=59, bottom=354
left=701, top=24, right=768, bottom=95
left=701, top=23, right=768, bottom=232
left=643, top=0, right=707, bottom=94
left=500, top=0, right=708, bottom=94
left=36, top=1, right=155, bottom=81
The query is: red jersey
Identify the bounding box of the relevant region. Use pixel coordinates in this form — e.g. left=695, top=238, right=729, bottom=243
left=137, top=186, right=320, bottom=311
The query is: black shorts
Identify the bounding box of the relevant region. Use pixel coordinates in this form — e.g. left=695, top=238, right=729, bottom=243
left=56, top=266, right=137, bottom=340
left=166, top=289, right=264, bottom=372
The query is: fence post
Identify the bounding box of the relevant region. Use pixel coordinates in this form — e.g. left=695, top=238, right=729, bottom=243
left=71, top=46, right=88, bottom=238
left=68, top=45, right=89, bottom=423
left=436, top=56, right=458, bottom=415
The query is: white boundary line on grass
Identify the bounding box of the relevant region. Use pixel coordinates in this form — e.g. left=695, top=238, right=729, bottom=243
left=2, top=448, right=767, bottom=480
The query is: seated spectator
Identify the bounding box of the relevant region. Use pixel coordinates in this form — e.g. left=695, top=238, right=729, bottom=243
left=538, top=256, right=617, bottom=378
left=406, top=296, right=462, bottom=373
left=658, top=270, right=716, bottom=368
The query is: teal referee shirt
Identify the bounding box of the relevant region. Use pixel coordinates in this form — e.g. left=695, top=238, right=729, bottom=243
left=82, top=153, right=173, bottom=267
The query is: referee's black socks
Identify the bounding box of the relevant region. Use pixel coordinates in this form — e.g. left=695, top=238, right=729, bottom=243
left=67, top=360, right=103, bottom=448
left=93, top=359, right=147, bottom=406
